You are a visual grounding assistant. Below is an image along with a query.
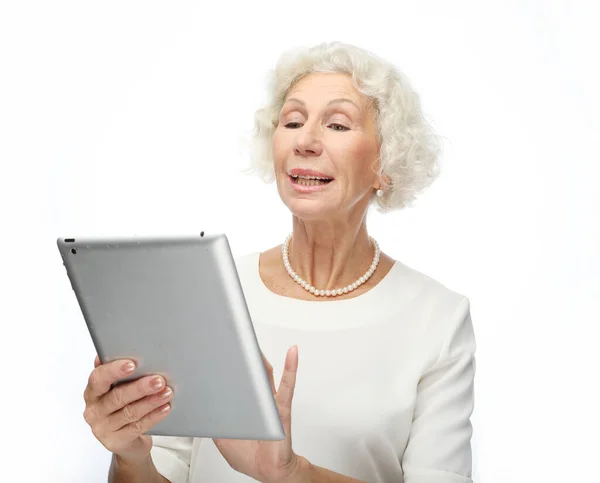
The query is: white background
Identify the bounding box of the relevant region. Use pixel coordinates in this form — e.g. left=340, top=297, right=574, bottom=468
left=1, top=1, right=598, bottom=481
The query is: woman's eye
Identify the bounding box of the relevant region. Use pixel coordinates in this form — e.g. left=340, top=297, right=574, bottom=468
left=283, top=122, right=349, bottom=131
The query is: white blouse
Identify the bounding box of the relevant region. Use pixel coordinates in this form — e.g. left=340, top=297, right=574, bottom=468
left=150, top=252, right=476, bottom=483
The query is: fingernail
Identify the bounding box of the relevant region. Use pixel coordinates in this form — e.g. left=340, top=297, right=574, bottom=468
left=122, top=361, right=135, bottom=374
left=151, top=376, right=164, bottom=390
left=159, top=387, right=173, bottom=399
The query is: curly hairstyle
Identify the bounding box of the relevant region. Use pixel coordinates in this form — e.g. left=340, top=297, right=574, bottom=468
left=247, top=41, right=444, bottom=212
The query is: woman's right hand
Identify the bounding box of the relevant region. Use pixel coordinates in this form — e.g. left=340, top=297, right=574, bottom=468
left=83, top=355, right=174, bottom=462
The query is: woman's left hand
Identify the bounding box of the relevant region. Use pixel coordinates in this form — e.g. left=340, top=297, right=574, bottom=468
left=212, top=346, right=302, bottom=483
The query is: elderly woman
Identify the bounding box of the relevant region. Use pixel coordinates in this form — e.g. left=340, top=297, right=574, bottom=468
left=84, top=42, right=476, bottom=483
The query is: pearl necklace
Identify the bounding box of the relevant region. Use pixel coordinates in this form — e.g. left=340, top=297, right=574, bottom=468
left=281, top=233, right=381, bottom=297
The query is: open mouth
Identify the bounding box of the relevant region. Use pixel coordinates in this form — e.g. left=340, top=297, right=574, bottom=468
left=290, top=174, right=334, bottom=187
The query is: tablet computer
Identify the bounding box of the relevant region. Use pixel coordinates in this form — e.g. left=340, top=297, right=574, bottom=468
left=57, top=233, right=284, bottom=440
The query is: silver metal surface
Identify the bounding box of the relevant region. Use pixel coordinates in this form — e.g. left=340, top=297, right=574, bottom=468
left=57, top=234, right=284, bottom=440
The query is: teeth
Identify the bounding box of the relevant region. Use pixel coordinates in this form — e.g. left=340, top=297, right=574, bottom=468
left=291, top=175, right=332, bottom=181
left=297, top=178, right=327, bottom=186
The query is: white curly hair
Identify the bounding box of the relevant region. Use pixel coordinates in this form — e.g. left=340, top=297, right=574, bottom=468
left=247, top=41, right=444, bottom=212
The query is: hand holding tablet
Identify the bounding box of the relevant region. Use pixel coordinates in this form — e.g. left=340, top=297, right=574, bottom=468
left=82, top=355, right=173, bottom=461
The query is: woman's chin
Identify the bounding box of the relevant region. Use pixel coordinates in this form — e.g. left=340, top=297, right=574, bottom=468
left=284, top=198, right=336, bottom=221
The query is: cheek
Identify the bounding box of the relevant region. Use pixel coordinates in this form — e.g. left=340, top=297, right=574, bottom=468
left=342, top=141, right=378, bottom=185
left=271, top=132, right=286, bottom=166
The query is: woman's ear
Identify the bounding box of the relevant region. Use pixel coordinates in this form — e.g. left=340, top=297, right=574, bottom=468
left=371, top=171, right=392, bottom=190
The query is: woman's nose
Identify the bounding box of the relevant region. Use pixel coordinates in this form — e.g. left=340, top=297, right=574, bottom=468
left=293, top=125, right=323, bottom=157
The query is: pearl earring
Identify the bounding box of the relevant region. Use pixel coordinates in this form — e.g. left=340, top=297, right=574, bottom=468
left=376, top=188, right=383, bottom=197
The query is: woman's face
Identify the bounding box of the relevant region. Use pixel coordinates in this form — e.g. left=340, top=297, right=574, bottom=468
left=272, top=73, right=380, bottom=222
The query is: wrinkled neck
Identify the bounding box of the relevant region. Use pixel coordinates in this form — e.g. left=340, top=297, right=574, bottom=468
left=285, top=217, right=376, bottom=290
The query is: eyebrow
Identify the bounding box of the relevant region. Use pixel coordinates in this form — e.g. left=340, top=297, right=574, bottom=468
left=284, top=97, right=362, bottom=112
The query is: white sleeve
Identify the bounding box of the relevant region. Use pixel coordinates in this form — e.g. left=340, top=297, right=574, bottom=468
left=150, top=435, right=193, bottom=483
left=402, top=297, right=476, bottom=483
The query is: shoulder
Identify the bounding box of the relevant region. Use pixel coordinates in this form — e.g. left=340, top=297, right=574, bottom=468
left=233, top=251, right=258, bottom=270
left=388, top=259, right=474, bottom=357
left=233, top=245, right=282, bottom=291
left=389, top=258, right=468, bottom=313
left=233, top=251, right=261, bottom=287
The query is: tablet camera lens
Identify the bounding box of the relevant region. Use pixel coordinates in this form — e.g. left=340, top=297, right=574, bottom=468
left=71, top=248, right=77, bottom=254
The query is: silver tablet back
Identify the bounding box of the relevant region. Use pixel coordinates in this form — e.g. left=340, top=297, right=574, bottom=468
left=57, top=234, right=284, bottom=440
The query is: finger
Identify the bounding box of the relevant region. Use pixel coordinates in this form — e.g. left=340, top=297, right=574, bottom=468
left=113, top=402, right=172, bottom=442
left=106, top=386, right=174, bottom=432
left=276, top=346, right=298, bottom=427
left=94, top=355, right=101, bottom=368
left=262, top=351, right=276, bottom=395
left=84, top=359, right=136, bottom=404
left=98, top=374, right=167, bottom=417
